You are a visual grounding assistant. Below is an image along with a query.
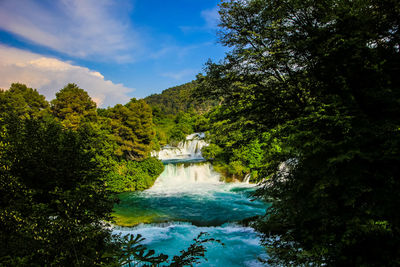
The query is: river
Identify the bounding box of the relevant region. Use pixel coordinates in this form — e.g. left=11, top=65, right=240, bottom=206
left=113, top=133, right=267, bottom=266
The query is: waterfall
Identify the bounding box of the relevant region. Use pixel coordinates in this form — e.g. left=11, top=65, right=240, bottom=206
left=149, top=163, right=222, bottom=193
left=114, top=132, right=266, bottom=266
left=152, top=133, right=207, bottom=160
left=150, top=133, right=222, bottom=193
left=243, top=173, right=251, bottom=184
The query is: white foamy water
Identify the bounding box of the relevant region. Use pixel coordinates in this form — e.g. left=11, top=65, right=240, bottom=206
left=114, top=222, right=267, bottom=267
left=243, top=173, right=251, bottom=184
left=114, top=132, right=266, bottom=266
left=148, top=163, right=223, bottom=194
left=148, top=132, right=257, bottom=195
left=152, top=132, right=208, bottom=160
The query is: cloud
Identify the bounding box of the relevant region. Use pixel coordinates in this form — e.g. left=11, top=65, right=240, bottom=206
left=180, top=6, right=220, bottom=33
left=0, top=45, right=133, bottom=107
left=201, top=6, right=220, bottom=29
left=0, top=0, right=139, bottom=62
left=150, top=42, right=212, bottom=61
left=161, top=69, right=198, bottom=80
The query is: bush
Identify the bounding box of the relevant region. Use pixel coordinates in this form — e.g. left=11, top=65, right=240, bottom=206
left=105, top=158, right=164, bottom=192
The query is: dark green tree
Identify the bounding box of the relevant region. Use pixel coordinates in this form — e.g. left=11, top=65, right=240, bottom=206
left=0, top=83, right=49, bottom=119
left=0, top=114, right=117, bottom=266
left=197, top=0, right=400, bottom=265
left=125, top=98, right=156, bottom=158
left=102, top=99, right=155, bottom=160
left=51, top=83, right=97, bottom=129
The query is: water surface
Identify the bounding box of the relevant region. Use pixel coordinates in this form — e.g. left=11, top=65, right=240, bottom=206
left=113, top=134, right=268, bottom=266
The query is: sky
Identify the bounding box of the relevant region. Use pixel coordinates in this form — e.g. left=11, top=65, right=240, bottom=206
left=0, top=0, right=227, bottom=107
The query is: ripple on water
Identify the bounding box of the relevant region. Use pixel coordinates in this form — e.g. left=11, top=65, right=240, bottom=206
left=113, top=183, right=267, bottom=227
left=114, top=222, right=268, bottom=267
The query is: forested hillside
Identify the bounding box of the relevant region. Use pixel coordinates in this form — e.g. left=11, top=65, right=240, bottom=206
left=144, top=81, right=213, bottom=148
left=144, top=81, right=216, bottom=116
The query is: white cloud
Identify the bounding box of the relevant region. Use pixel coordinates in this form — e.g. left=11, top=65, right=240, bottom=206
left=180, top=6, right=220, bottom=33
left=150, top=42, right=214, bottom=62
left=0, top=45, right=133, bottom=107
left=161, top=69, right=198, bottom=80
left=0, top=0, right=139, bottom=62
left=201, top=6, right=220, bottom=29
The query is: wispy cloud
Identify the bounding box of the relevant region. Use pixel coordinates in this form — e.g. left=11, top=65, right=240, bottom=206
left=0, top=0, right=139, bottom=62
left=201, top=6, right=220, bottom=29
left=150, top=42, right=213, bottom=61
left=180, top=6, right=220, bottom=33
left=161, top=69, right=198, bottom=80
left=0, top=45, right=133, bottom=107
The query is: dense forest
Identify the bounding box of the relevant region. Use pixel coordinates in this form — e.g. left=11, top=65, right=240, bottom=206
left=1, top=0, right=399, bottom=265
left=144, top=81, right=215, bottom=116
left=1, top=83, right=164, bottom=193
left=144, top=81, right=213, bottom=147
left=195, top=0, right=400, bottom=266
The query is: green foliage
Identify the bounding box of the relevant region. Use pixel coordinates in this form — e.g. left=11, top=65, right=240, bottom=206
left=165, top=112, right=195, bottom=145
left=195, top=105, right=265, bottom=181
left=169, top=232, right=224, bottom=267
left=152, top=111, right=175, bottom=147
left=144, top=81, right=216, bottom=116
left=152, top=108, right=209, bottom=147
left=145, top=81, right=215, bottom=149
left=105, top=157, right=164, bottom=192
left=111, top=232, right=223, bottom=267
left=112, top=234, right=168, bottom=267
left=197, top=0, right=400, bottom=265
left=51, top=83, right=97, bottom=129
left=0, top=114, right=117, bottom=266
left=139, top=156, right=165, bottom=178
left=0, top=83, right=49, bottom=119
left=101, top=98, right=156, bottom=160
left=0, top=81, right=220, bottom=265
left=201, top=144, right=223, bottom=161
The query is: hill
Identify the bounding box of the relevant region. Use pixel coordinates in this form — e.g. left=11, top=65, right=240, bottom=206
left=144, top=81, right=215, bottom=115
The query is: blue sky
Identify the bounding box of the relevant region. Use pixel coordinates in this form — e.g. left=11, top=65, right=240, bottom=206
left=0, top=0, right=227, bottom=107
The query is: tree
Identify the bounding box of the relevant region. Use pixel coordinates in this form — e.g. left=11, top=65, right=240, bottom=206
left=125, top=98, right=156, bottom=158
left=51, top=83, right=97, bottom=129
left=144, top=81, right=216, bottom=116
left=0, top=83, right=49, bottom=119
left=197, top=0, right=400, bottom=265
left=102, top=99, right=155, bottom=160
left=0, top=114, right=117, bottom=265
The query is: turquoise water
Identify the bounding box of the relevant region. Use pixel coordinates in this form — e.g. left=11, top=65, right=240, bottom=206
left=113, top=136, right=268, bottom=266
left=115, top=184, right=266, bottom=226
left=115, top=222, right=267, bottom=267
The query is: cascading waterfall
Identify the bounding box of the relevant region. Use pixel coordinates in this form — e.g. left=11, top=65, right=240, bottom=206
left=243, top=173, right=251, bottom=184
left=149, top=132, right=222, bottom=193
left=149, top=163, right=222, bottom=193
left=151, top=132, right=207, bottom=160
left=113, top=133, right=267, bottom=266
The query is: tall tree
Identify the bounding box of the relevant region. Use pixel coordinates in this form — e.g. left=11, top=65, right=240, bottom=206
left=0, top=114, right=117, bottom=265
left=51, top=83, right=97, bottom=129
left=197, top=0, right=400, bottom=265
left=125, top=98, right=156, bottom=156
left=102, top=99, right=155, bottom=160
left=0, top=83, right=49, bottom=119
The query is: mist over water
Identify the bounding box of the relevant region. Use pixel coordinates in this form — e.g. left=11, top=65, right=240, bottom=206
left=113, top=133, right=267, bottom=266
